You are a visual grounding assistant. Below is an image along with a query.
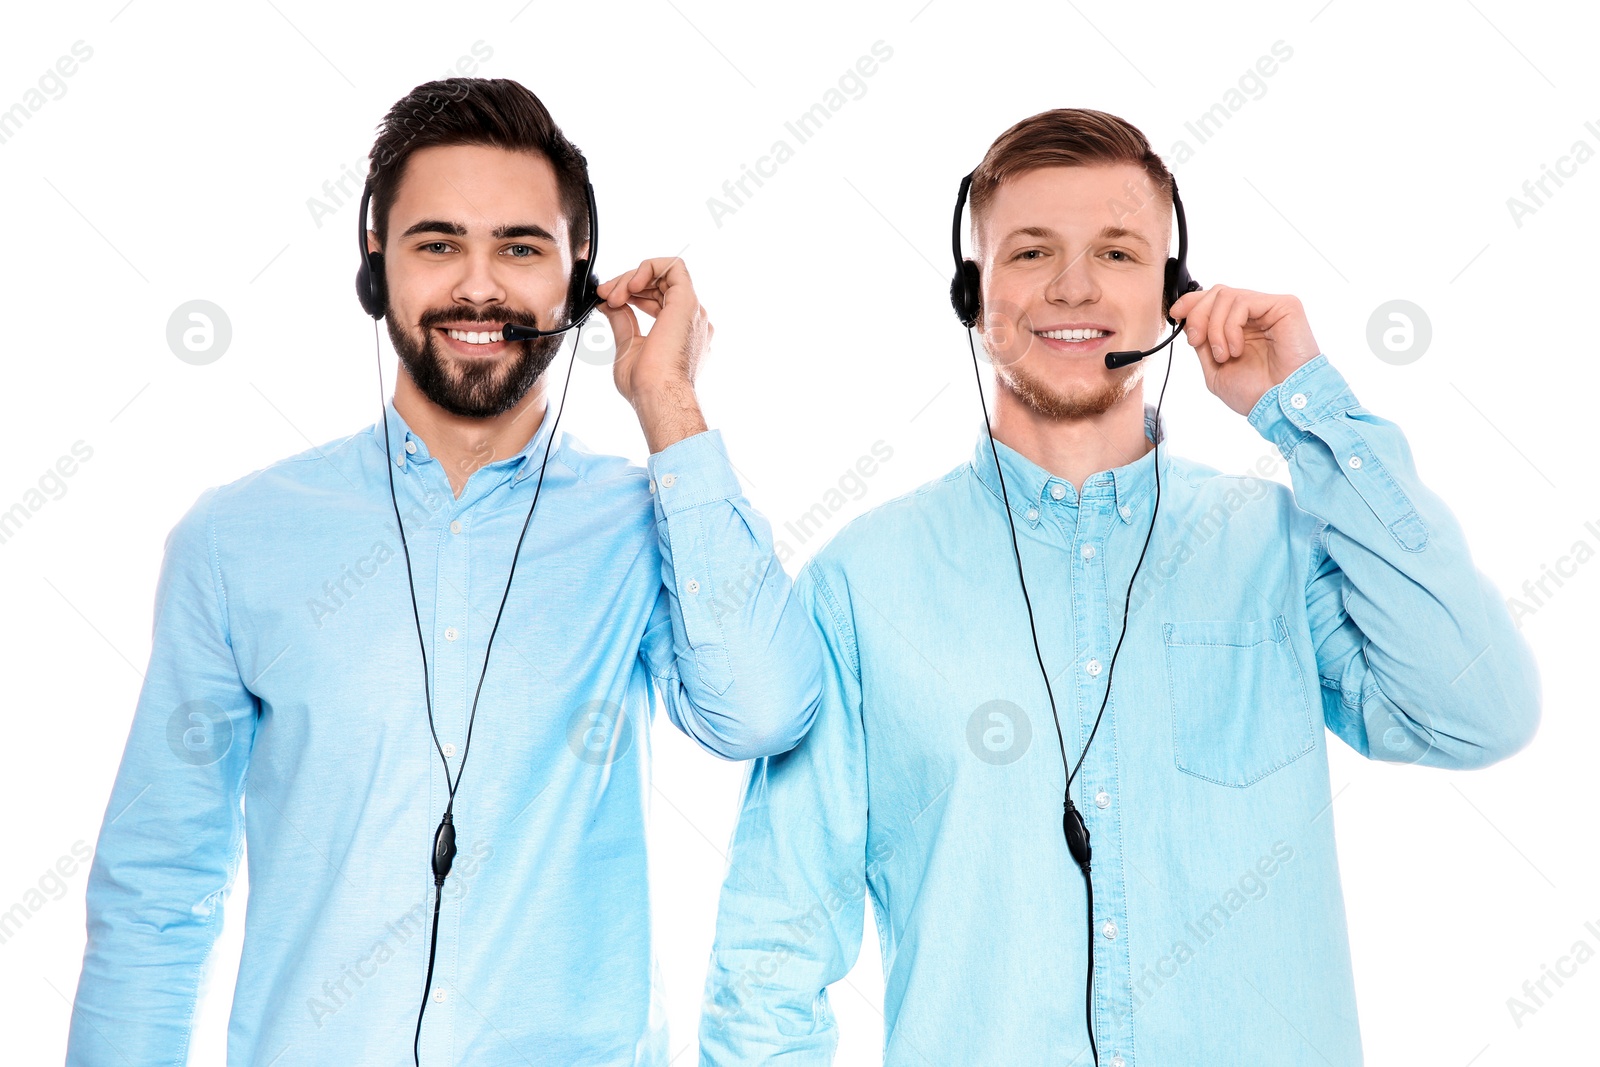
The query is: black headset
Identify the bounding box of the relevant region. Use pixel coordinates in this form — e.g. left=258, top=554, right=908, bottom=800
left=950, top=165, right=1198, bottom=1067
left=357, top=168, right=601, bottom=1065
left=949, top=170, right=1198, bottom=350
left=357, top=177, right=601, bottom=330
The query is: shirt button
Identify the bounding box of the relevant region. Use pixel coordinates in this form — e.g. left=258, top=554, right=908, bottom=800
left=1111, top=1056, right=1126, bottom=1067
left=1348, top=455, right=1362, bottom=470
left=450, top=520, right=462, bottom=535
left=1025, top=507, right=1039, bottom=522
left=1081, top=543, right=1095, bottom=560
left=1290, top=392, right=1308, bottom=409
left=686, top=578, right=700, bottom=594
left=660, top=473, right=677, bottom=488
left=1095, top=790, right=1110, bottom=809
left=1102, top=920, right=1118, bottom=940
left=433, top=988, right=447, bottom=1003
left=442, top=743, right=456, bottom=757
left=1119, top=504, right=1131, bottom=520
left=648, top=479, right=656, bottom=494
left=1085, top=658, right=1102, bottom=677
left=405, top=440, right=417, bottom=454
left=395, top=454, right=405, bottom=468
left=444, top=627, right=458, bottom=641
left=1049, top=483, right=1066, bottom=500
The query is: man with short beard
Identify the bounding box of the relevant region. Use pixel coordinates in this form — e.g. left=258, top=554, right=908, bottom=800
left=699, top=108, right=1539, bottom=1065
left=66, top=78, right=823, bottom=1066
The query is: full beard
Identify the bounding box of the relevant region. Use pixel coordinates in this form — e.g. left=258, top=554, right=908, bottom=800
left=388, top=309, right=564, bottom=419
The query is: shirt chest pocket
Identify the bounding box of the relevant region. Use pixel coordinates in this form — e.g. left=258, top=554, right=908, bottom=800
left=1163, top=613, right=1317, bottom=788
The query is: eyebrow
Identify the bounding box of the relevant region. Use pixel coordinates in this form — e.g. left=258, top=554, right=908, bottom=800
left=1002, top=224, right=1151, bottom=248
left=398, top=220, right=558, bottom=242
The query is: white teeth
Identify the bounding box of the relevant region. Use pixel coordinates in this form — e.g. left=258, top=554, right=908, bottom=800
left=1040, top=328, right=1108, bottom=341
left=446, top=329, right=503, bottom=344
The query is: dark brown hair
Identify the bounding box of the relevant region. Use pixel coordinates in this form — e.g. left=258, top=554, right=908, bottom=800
left=969, top=107, right=1172, bottom=254
left=365, top=77, right=589, bottom=259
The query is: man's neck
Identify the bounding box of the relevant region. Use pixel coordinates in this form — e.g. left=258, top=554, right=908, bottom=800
left=392, top=373, right=548, bottom=499
left=989, top=387, right=1152, bottom=495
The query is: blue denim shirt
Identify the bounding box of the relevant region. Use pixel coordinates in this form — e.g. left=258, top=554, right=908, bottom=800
left=66, top=399, right=823, bottom=1066
left=699, top=354, right=1539, bottom=1066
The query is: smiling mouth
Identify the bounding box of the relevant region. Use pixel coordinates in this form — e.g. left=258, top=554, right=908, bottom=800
left=435, top=326, right=510, bottom=356
left=1034, top=327, right=1114, bottom=352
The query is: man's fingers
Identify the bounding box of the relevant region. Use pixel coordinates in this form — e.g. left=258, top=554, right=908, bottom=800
left=623, top=257, right=690, bottom=294
left=599, top=272, right=636, bottom=308
left=1208, top=287, right=1238, bottom=363
left=644, top=256, right=691, bottom=287
left=627, top=260, right=655, bottom=296
left=1225, top=295, right=1251, bottom=361
left=622, top=292, right=666, bottom=319
left=1169, top=289, right=1200, bottom=321
left=598, top=299, right=641, bottom=359
left=1183, top=286, right=1217, bottom=358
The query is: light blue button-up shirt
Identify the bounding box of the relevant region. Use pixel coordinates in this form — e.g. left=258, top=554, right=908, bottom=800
left=66, top=398, right=823, bottom=1066
left=699, top=354, right=1540, bottom=1066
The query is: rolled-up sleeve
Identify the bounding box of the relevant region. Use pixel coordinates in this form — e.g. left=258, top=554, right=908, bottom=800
left=638, top=429, right=824, bottom=760
left=1249, top=353, right=1541, bottom=769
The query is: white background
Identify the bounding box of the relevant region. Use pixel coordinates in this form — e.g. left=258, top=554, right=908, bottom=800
left=2, top=0, right=1596, bottom=1063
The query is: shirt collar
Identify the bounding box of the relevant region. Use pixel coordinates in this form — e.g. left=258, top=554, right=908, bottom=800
left=970, top=403, right=1170, bottom=527
left=376, top=396, right=559, bottom=486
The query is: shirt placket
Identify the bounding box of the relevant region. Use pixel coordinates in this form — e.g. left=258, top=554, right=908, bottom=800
left=1069, top=476, right=1134, bottom=1067
left=422, top=467, right=478, bottom=1057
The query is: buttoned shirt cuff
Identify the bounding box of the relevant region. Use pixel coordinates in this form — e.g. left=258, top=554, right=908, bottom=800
left=646, top=428, right=743, bottom=518
left=1246, top=353, right=1359, bottom=459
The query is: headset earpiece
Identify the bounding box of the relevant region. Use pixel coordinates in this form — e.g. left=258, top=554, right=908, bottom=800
left=949, top=172, right=983, bottom=328
left=566, top=181, right=601, bottom=325
left=1163, top=178, right=1200, bottom=325
left=1163, top=258, right=1199, bottom=324
left=950, top=258, right=981, bottom=328
left=1161, top=259, right=1188, bottom=324
left=357, top=249, right=387, bottom=320
left=567, top=259, right=598, bottom=323
left=356, top=182, right=387, bottom=320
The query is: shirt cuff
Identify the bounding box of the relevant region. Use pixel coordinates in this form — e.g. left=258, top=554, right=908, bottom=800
left=1246, top=353, right=1360, bottom=459
left=646, top=428, right=744, bottom=517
